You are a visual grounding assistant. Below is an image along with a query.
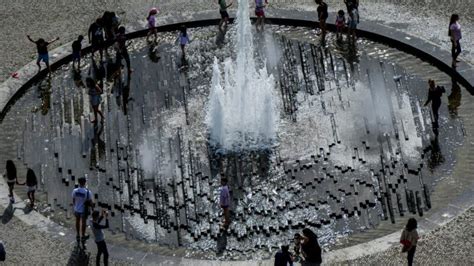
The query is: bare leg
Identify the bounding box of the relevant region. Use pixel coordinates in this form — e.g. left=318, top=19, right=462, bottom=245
left=75, top=216, right=80, bottom=237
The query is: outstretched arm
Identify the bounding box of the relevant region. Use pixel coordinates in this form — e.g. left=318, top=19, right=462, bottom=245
left=27, top=35, right=35, bottom=43
left=48, top=37, right=60, bottom=45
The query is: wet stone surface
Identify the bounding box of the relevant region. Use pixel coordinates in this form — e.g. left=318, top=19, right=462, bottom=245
left=0, top=25, right=465, bottom=260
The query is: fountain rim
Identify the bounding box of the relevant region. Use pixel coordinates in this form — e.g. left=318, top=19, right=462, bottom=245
left=0, top=9, right=473, bottom=264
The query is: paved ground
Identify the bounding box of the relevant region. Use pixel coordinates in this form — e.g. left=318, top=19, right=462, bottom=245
left=1, top=0, right=473, bottom=265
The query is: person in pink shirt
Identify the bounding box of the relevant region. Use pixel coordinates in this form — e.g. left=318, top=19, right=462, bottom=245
left=147, top=8, right=158, bottom=42
left=449, top=14, right=462, bottom=67
left=219, top=176, right=231, bottom=228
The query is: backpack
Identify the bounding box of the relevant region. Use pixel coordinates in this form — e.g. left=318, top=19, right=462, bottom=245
left=0, top=241, right=6, bottom=261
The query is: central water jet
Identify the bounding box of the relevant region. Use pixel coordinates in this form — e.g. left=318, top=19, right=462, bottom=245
left=207, top=0, right=279, bottom=152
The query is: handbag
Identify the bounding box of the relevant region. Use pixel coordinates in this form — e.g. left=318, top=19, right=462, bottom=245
left=400, top=239, right=412, bottom=253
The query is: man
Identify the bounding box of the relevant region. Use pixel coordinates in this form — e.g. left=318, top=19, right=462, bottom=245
left=219, top=176, right=231, bottom=228
left=88, top=18, right=105, bottom=60
left=27, top=35, right=59, bottom=73
left=72, top=35, right=84, bottom=69
left=218, top=0, right=233, bottom=32
left=72, top=177, right=93, bottom=242
left=91, top=210, right=109, bottom=266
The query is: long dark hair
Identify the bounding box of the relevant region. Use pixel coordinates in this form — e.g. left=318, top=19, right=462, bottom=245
left=302, top=228, right=319, bottom=245
left=6, top=160, right=16, bottom=179
left=406, top=218, right=418, bottom=232
left=26, top=168, right=38, bottom=187
left=448, top=14, right=459, bottom=36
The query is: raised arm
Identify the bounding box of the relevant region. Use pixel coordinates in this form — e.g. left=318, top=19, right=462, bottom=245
left=27, top=35, right=35, bottom=43
left=424, top=91, right=432, bottom=106
left=48, top=37, right=60, bottom=45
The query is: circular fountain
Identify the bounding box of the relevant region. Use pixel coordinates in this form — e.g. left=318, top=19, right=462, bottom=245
left=0, top=0, right=469, bottom=261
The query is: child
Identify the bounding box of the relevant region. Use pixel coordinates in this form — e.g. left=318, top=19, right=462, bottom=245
left=335, top=10, right=346, bottom=38
left=255, top=0, right=268, bottom=32
left=115, top=26, right=131, bottom=73
left=72, top=35, right=84, bottom=69
left=219, top=176, right=231, bottom=229
left=27, top=35, right=60, bottom=73
left=146, top=8, right=159, bottom=42
left=400, top=218, right=419, bottom=266
left=179, top=26, right=190, bottom=61
left=274, top=245, right=294, bottom=266
left=91, top=210, right=109, bottom=266
left=25, top=168, right=38, bottom=208
left=347, top=8, right=359, bottom=42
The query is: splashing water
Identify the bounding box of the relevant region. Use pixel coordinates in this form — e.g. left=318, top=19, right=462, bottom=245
left=207, top=0, right=278, bottom=152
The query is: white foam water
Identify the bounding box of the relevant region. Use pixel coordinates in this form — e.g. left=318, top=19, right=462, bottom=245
left=207, top=0, right=279, bottom=152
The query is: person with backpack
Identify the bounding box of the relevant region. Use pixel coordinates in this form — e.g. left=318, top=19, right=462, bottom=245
left=424, top=79, right=446, bottom=131
left=4, top=160, right=20, bottom=204
left=300, top=228, right=322, bottom=265
left=91, top=210, right=109, bottom=266
left=27, top=35, right=59, bottom=74
left=25, top=168, right=38, bottom=208
left=400, top=218, right=419, bottom=266
left=88, top=18, right=105, bottom=61
left=72, top=177, right=94, bottom=243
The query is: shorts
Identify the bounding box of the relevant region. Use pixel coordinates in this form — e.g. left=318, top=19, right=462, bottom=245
left=7, top=181, right=15, bottom=189
left=220, top=11, right=229, bottom=19
left=90, top=95, right=102, bottom=107
left=27, top=186, right=36, bottom=193
left=255, top=9, right=265, bottom=17
left=74, top=211, right=87, bottom=218
left=72, top=51, right=81, bottom=60
left=38, top=53, right=49, bottom=63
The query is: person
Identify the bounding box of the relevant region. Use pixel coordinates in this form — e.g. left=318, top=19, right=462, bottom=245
left=146, top=8, right=159, bottom=42
left=86, top=77, right=104, bottom=124
left=72, top=35, right=84, bottom=69
left=347, top=8, right=359, bottom=42
left=335, top=10, right=346, bottom=39
left=27, top=35, right=59, bottom=73
left=25, top=168, right=38, bottom=208
left=344, top=0, right=359, bottom=14
left=400, top=218, right=419, bottom=266
left=219, top=176, right=231, bottom=228
left=178, top=26, right=190, bottom=61
left=72, top=177, right=94, bottom=242
left=274, top=245, right=294, bottom=266
left=102, top=11, right=115, bottom=42
left=449, top=14, right=462, bottom=67
left=88, top=18, right=105, bottom=60
left=293, top=233, right=302, bottom=262
left=255, top=0, right=268, bottom=32
left=424, top=79, right=445, bottom=130
left=115, top=26, right=131, bottom=73
left=315, top=0, right=328, bottom=37
left=300, top=228, right=322, bottom=265
left=218, top=0, right=233, bottom=32
left=91, top=210, right=109, bottom=266
left=4, top=160, right=20, bottom=204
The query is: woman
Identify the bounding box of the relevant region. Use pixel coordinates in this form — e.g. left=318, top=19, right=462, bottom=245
left=449, top=14, right=462, bottom=67
left=5, top=160, right=19, bottom=203
left=315, top=0, right=328, bottom=37
left=300, top=228, right=322, bottom=265
left=400, top=218, right=419, bottom=266
left=86, top=77, right=104, bottom=124
left=26, top=168, right=38, bottom=208
left=146, top=8, right=158, bottom=42
left=424, top=79, right=445, bottom=130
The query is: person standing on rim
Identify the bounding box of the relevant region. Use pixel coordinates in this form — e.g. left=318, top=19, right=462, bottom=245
left=300, top=228, right=322, bottom=266
left=27, top=35, right=59, bottom=74
left=218, top=0, right=233, bottom=32
left=400, top=218, right=419, bottom=266
left=449, top=14, right=462, bottom=67
left=424, top=79, right=445, bottom=133
left=315, top=0, right=328, bottom=38
left=219, top=176, right=231, bottom=229
left=72, top=177, right=94, bottom=243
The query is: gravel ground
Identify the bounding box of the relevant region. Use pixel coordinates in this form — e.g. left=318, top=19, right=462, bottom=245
left=0, top=0, right=473, bottom=265
left=344, top=207, right=474, bottom=266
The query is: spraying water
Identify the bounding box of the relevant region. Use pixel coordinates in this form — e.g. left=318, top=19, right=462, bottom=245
left=207, top=0, right=278, bottom=152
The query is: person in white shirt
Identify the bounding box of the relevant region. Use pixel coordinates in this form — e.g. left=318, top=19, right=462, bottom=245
left=449, top=14, right=462, bottom=67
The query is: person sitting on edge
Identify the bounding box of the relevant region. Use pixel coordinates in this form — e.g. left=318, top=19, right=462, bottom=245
left=72, top=35, right=84, bottom=69
left=219, top=176, right=231, bottom=229
left=72, top=177, right=94, bottom=243
left=218, top=0, right=233, bottom=32
left=27, top=35, right=59, bottom=73
left=91, top=210, right=109, bottom=266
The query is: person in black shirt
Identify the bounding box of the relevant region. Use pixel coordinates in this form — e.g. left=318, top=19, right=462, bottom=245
left=301, top=228, right=322, bottom=266
left=88, top=18, right=105, bottom=60
left=274, top=245, right=294, bottom=266
left=315, top=0, right=328, bottom=37
left=115, top=26, right=131, bottom=73
left=72, top=35, right=84, bottom=69
left=424, top=79, right=446, bottom=131
left=27, top=35, right=59, bottom=73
